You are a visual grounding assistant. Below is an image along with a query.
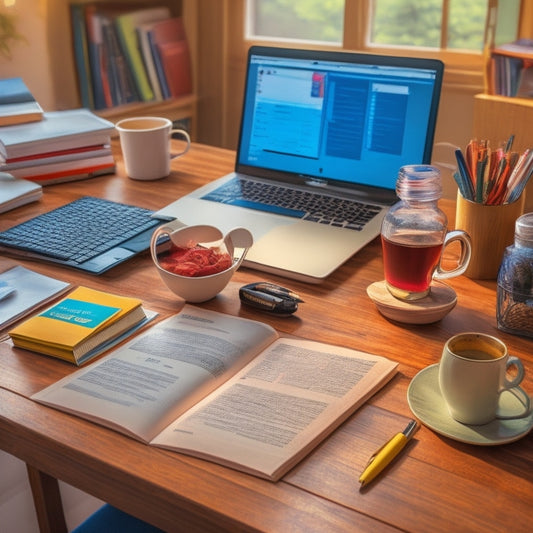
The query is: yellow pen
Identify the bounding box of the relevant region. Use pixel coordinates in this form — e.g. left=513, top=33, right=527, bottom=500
left=359, top=419, right=418, bottom=488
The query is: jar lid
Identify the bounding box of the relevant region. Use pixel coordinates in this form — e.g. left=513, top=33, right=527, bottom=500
left=515, top=212, right=533, bottom=244
left=396, top=165, right=442, bottom=201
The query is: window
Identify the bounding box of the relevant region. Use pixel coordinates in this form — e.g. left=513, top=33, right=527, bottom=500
left=246, top=0, right=344, bottom=43
left=246, top=0, right=521, bottom=53
left=371, top=0, right=488, bottom=50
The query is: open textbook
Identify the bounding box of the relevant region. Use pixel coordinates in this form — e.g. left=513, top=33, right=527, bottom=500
left=32, top=306, right=398, bottom=481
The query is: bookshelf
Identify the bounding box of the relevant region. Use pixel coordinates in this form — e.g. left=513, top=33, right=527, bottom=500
left=45, top=0, right=198, bottom=138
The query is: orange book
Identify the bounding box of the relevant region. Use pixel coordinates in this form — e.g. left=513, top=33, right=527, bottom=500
left=151, top=17, right=192, bottom=98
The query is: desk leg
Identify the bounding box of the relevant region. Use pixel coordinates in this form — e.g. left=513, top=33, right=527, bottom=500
left=26, top=465, right=67, bottom=533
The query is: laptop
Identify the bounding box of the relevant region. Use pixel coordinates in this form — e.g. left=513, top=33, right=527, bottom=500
left=155, top=46, right=444, bottom=283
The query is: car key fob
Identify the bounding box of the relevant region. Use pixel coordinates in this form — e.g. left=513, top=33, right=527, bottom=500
left=239, top=282, right=303, bottom=315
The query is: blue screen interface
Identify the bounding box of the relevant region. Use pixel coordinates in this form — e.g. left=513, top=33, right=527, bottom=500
left=237, top=54, right=439, bottom=191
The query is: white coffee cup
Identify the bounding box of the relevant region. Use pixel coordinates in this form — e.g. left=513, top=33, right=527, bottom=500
left=116, top=117, right=191, bottom=180
left=438, top=332, right=531, bottom=425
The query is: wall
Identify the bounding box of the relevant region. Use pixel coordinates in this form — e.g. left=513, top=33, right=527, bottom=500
left=0, top=0, right=55, bottom=109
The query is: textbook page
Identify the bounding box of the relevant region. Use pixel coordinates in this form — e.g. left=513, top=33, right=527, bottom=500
left=151, top=337, right=398, bottom=480
left=32, top=306, right=278, bottom=442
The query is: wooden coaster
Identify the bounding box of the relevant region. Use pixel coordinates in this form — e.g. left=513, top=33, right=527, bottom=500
left=367, top=280, right=457, bottom=324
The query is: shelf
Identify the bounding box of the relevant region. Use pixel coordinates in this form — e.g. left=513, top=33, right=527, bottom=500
left=45, top=0, right=198, bottom=139
left=97, top=93, right=198, bottom=136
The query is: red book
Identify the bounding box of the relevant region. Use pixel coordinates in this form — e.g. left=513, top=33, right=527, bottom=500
left=150, top=17, right=192, bottom=98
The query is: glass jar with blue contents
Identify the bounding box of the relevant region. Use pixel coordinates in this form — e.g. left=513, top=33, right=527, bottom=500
left=497, top=212, right=533, bottom=338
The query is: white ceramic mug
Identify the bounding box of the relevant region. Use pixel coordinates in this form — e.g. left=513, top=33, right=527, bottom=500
left=438, top=332, right=531, bottom=425
left=116, top=117, right=190, bottom=180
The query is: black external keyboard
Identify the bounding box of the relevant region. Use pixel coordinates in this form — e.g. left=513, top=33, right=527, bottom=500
left=201, top=177, right=382, bottom=231
left=0, top=196, right=161, bottom=264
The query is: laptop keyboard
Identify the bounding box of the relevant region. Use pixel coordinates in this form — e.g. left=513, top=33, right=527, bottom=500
left=0, top=196, right=161, bottom=264
left=201, top=177, right=382, bottom=231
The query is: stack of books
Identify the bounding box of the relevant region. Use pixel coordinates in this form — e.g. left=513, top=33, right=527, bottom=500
left=0, top=108, right=116, bottom=185
left=70, top=2, right=192, bottom=110
left=489, top=39, right=533, bottom=98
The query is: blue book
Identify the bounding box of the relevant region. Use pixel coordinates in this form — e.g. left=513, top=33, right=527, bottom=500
left=148, top=29, right=170, bottom=99
left=70, top=3, right=94, bottom=109
left=0, top=78, right=43, bottom=127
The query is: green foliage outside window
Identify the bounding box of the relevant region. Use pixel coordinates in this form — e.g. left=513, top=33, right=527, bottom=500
left=250, top=0, right=344, bottom=43
left=250, top=0, right=489, bottom=51
left=372, top=0, right=488, bottom=50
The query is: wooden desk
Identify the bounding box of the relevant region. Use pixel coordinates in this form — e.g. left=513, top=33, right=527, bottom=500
left=1, top=142, right=532, bottom=533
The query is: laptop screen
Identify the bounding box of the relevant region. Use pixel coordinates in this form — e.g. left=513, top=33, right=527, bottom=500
left=236, top=46, right=444, bottom=193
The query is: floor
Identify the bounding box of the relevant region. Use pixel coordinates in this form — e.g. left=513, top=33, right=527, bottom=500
left=0, top=450, right=103, bottom=532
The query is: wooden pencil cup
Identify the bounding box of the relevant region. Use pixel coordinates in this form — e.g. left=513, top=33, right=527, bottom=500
left=455, top=191, right=525, bottom=279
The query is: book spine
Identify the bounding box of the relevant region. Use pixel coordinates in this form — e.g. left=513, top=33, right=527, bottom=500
left=22, top=164, right=116, bottom=185
left=1, top=146, right=112, bottom=170
left=102, top=16, right=139, bottom=106
left=157, top=41, right=192, bottom=98
left=148, top=29, right=170, bottom=100
left=137, top=26, right=163, bottom=101
left=3, top=144, right=109, bottom=164
left=85, top=7, right=108, bottom=110
left=115, top=16, right=155, bottom=102
left=8, top=154, right=115, bottom=180
left=101, top=18, right=122, bottom=107
left=70, top=3, right=95, bottom=109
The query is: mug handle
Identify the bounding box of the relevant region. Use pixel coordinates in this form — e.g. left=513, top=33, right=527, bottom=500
left=434, top=230, right=472, bottom=280
left=496, top=356, right=531, bottom=420
left=170, top=129, right=191, bottom=159
left=150, top=221, right=188, bottom=265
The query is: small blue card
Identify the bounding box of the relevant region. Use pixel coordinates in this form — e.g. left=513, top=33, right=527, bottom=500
left=40, top=298, right=120, bottom=329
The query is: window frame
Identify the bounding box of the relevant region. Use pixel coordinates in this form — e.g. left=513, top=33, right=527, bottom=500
left=245, top=0, right=532, bottom=92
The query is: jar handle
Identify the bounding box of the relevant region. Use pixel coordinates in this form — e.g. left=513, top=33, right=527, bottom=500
left=434, top=230, right=472, bottom=280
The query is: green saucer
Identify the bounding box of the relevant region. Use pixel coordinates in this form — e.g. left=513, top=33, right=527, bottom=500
left=407, top=364, right=533, bottom=445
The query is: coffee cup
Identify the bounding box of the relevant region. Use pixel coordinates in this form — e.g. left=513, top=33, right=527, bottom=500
left=116, top=117, right=190, bottom=180
left=438, top=332, right=531, bottom=425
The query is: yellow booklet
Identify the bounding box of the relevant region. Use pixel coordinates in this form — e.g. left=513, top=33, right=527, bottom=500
left=9, top=286, right=147, bottom=365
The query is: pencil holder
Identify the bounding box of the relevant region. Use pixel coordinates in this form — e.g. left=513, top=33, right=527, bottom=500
left=455, top=191, right=525, bottom=279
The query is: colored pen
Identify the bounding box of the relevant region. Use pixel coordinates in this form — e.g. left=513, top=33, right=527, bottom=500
left=359, top=419, right=418, bottom=488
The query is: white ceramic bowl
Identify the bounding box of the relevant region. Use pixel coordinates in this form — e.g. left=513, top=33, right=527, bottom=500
left=150, top=222, right=253, bottom=303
